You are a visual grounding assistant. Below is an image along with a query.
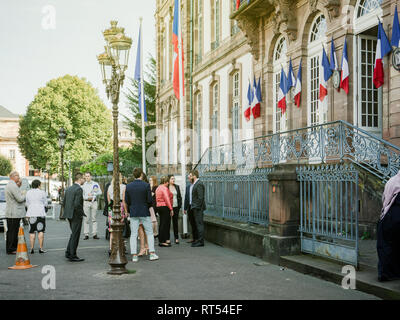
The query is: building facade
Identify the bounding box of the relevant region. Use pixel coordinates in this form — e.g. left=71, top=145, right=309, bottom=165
left=0, top=106, right=29, bottom=176
left=155, top=0, right=400, bottom=171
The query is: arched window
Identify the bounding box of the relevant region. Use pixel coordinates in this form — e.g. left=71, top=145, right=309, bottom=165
left=354, top=0, right=382, bottom=136
left=307, top=14, right=327, bottom=127
left=273, top=36, right=288, bottom=133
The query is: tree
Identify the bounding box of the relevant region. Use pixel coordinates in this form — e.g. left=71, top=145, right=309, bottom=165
left=124, top=55, right=156, bottom=166
left=0, top=155, right=12, bottom=176
left=18, top=75, right=113, bottom=174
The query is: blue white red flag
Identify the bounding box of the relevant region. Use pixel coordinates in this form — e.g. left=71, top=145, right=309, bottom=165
left=294, top=60, right=302, bottom=108
left=319, top=47, right=332, bottom=102
left=252, top=77, right=262, bottom=119
left=391, top=6, right=400, bottom=48
left=134, top=24, right=147, bottom=122
left=245, top=80, right=253, bottom=121
left=277, top=68, right=288, bottom=114
left=374, top=21, right=391, bottom=89
left=287, top=58, right=296, bottom=90
left=340, top=37, right=349, bottom=94
left=172, top=0, right=184, bottom=99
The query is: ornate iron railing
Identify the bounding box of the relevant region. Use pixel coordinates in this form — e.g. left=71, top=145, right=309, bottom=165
left=195, top=120, right=400, bottom=181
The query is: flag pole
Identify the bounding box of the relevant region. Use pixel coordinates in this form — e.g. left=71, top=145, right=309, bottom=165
left=177, top=0, right=188, bottom=236
left=140, top=17, right=146, bottom=173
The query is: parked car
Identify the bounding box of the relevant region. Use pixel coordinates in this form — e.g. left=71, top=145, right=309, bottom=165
left=0, top=184, right=6, bottom=231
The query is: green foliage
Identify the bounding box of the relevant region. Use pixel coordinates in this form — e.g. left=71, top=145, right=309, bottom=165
left=124, top=55, right=156, bottom=165
left=18, top=75, right=113, bottom=174
left=0, top=155, right=13, bottom=176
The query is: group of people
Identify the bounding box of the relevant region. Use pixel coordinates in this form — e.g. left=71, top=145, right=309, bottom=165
left=4, top=171, right=48, bottom=255
left=62, top=168, right=206, bottom=263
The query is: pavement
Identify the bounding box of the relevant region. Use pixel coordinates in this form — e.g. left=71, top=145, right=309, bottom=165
left=0, top=216, right=379, bottom=300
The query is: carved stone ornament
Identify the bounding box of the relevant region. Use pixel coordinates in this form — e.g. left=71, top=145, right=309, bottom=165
left=273, top=0, right=297, bottom=42
left=309, top=0, right=318, bottom=13
left=236, top=16, right=260, bottom=59
left=325, top=0, right=340, bottom=20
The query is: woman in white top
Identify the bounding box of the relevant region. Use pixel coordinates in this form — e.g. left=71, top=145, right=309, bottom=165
left=107, top=173, right=127, bottom=254
left=25, top=179, right=48, bottom=254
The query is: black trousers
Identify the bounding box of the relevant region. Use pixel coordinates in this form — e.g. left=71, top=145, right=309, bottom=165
left=6, top=218, right=21, bottom=254
left=158, top=206, right=171, bottom=243
left=192, top=208, right=204, bottom=243
left=171, top=207, right=180, bottom=240
left=188, top=207, right=199, bottom=241
left=66, top=215, right=83, bottom=258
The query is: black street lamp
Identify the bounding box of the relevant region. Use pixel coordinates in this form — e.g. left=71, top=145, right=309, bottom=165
left=97, top=21, right=132, bottom=275
left=58, top=127, right=67, bottom=215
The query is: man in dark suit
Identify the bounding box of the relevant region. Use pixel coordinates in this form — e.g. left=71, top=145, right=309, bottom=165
left=62, top=172, right=86, bottom=262
left=124, top=168, right=158, bottom=262
left=184, top=173, right=198, bottom=243
left=189, top=170, right=206, bottom=247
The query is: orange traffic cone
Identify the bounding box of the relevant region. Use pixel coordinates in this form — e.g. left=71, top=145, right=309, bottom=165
left=8, top=226, right=38, bottom=270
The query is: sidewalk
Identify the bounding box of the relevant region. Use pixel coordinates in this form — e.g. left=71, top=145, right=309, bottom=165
left=0, top=217, right=378, bottom=300
left=280, top=239, right=400, bottom=300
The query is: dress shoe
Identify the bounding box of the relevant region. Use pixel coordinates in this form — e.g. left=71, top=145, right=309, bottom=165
left=30, top=249, right=34, bottom=254
left=69, top=256, right=85, bottom=262
left=191, top=242, right=204, bottom=247
left=93, top=235, right=100, bottom=240
left=159, top=243, right=171, bottom=247
left=83, top=236, right=89, bottom=240
left=187, top=239, right=195, bottom=243
left=39, top=249, right=47, bottom=254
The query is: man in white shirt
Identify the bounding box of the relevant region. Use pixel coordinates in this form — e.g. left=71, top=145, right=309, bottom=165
left=81, top=172, right=102, bottom=240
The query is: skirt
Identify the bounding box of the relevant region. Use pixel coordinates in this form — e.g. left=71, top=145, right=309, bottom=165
left=29, top=217, right=46, bottom=234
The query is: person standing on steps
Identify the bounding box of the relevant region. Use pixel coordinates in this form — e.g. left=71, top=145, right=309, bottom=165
left=82, top=172, right=102, bottom=240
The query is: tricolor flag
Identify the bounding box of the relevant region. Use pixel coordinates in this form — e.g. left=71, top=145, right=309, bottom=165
left=277, top=68, right=288, bottom=114
left=245, top=80, right=253, bottom=121
left=319, top=47, right=332, bottom=102
left=287, top=58, right=296, bottom=91
left=373, top=21, right=391, bottom=89
left=252, top=77, right=262, bottom=119
left=340, top=38, right=349, bottom=94
left=172, top=0, right=184, bottom=99
left=236, top=0, right=240, bottom=10
left=330, top=37, right=338, bottom=71
left=391, top=5, right=400, bottom=48
left=134, top=23, right=147, bottom=122
left=294, top=60, right=302, bottom=108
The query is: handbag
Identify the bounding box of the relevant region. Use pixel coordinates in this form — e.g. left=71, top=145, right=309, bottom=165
left=122, top=219, right=131, bottom=238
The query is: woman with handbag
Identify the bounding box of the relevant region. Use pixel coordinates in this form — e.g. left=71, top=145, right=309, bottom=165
left=26, top=179, right=48, bottom=254
left=107, top=173, right=127, bottom=256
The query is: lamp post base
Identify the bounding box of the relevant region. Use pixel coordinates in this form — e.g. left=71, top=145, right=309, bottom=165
left=108, top=220, right=128, bottom=275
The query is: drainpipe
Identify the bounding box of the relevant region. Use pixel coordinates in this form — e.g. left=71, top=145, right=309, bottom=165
left=190, top=0, right=194, bottom=128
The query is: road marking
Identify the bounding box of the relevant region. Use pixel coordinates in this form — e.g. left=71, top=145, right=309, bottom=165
left=46, top=246, right=109, bottom=252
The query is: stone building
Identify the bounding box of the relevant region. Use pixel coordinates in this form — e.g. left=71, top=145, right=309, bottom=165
left=0, top=106, right=29, bottom=176
left=156, top=0, right=400, bottom=169
left=154, top=0, right=400, bottom=265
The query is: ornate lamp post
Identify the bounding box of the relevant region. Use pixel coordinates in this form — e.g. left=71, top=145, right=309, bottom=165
left=58, top=128, right=67, bottom=215
left=97, top=21, right=132, bottom=275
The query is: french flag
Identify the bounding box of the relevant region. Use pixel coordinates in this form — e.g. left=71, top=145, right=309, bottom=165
left=172, top=0, right=184, bottom=99
left=373, top=21, right=391, bottom=89
left=252, top=77, right=262, bottom=119
left=277, top=68, right=288, bottom=114
left=287, top=58, right=296, bottom=91
left=340, top=37, right=349, bottom=94
left=319, top=46, right=332, bottom=102
left=391, top=5, right=400, bottom=48
left=294, top=60, right=302, bottom=108
left=236, top=0, right=240, bottom=10
left=244, top=80, right=253, bottom=121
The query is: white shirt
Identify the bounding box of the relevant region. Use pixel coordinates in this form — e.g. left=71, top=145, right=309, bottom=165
left=108, top=184, right=126, bottom=202
left=26, top=189, right=47, bottom=217
left=189, top=179, right=199, bottom=205
left=82, top=180, right=102, bottom=201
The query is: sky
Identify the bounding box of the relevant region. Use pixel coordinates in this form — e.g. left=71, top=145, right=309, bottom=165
left=0, top=0, right=156, bottom=119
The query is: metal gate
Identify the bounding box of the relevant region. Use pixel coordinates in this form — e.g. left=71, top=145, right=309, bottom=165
left=297, top=164, right=359, bottom=267
left=202, top=168, right=271, bottom=225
